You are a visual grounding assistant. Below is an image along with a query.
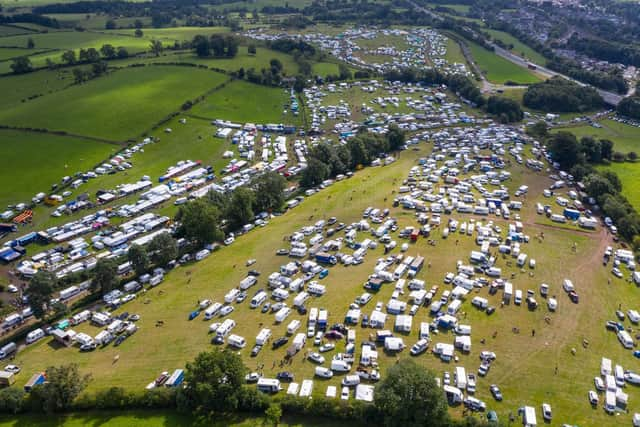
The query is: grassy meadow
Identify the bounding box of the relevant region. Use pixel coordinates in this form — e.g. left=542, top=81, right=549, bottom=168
left=483, top=29, right=546, bottom=65
left=10, top=142, right=639, bottom=426
left=466, top=40, right=542, bottom=84
left=0, top=129, right=116, bottom=207
left=0, top=65, right=230, bottom=140
left=190, top=79, right=300, bottom=125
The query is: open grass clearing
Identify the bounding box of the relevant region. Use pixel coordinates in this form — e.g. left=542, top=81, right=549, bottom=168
left=114, top=26, right=228, bottom=42
left=0, top=47, right=46, bottom=60
left=483, top=29, right=546, bottom=65
left=444, top=36, right=466, bottom=65
left=190, top=79, right=301, bottom=126
left=554, top=119, right=640, bottom=154
left=0, top=68, right=73, bottom=110
left=0, top=25, right=35, bottom=36
left=0, top=65, right=230, bottom=141
left=598, top=162, right=640, bottom=211
left=11, top=141, right=637, bottom=425
left=0, top=129, right=116, bottom=208
left=466, top=39, right=542, bottom=84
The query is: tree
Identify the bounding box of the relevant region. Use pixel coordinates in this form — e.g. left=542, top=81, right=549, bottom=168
left=179, top=350, right=246, bottom=415
left=72, top=68, right=86, bottom=84
left=147, top=233, right=178, bottom=266
left=486, top=96, right=523, bottom=123
left=628, top=151, right=638, bottom=161
left=105, top=19, right=116, bottom=30
left=386, top=124, right=405, bottom=151
left=526, top=121, right=548, bottom=139
left=549, top=131, right=581, bottom=170
left=117, top=47, right=129, bottom=59
left=603, top=195, right=628, bottom=222
left=100, top=44, right=116, bottom=59
left=79, top=48, right=100, bottom=63
left=226, top=35, right=238, bottom=57
left=293, top=75, right=306, bottom=93
left=301, top=157, right=330, bottom=188
left=338, top=63, right=352, bottom=80
left=248, top=44, right=257, bottom=55
left=226, top=187, right=256, bottom=231
left=128, top=244, right=150, bottom=276
left=27, top=37, right=34, bottom=49
left=584, top=173, right=616, bottom=204
left=0, top=387, right=25, bottom=414
left=251, top=171, right=286, bottom=213
left=210, top=35, right=225, bottom=56
left=375, top=360, right=449, bottom=427
left=193, top=35, right=210, bottom=57
left=600, top=139, right=614, bottom=160
left=270, top=58, right=283, bottom=74
left=601, top=170, right=622, bottom=192
left=264, top=403, right=282, bottom=426
left=61, top=50, right=76, bottom=65
left=150, top=40, right=163, bottom=57
left=92, top=258, right=118, bottom=295
left=134, top=29, right=143, bottom=38
left=580, top=136, right=602, bottom=163
left=91, top=61, right=108, bottom=76
left=28, top=270, right=56, bottom=320
left=10, top=57, right=32, bottom=74
left=30, top=364, right=91, bottom=413
left=175, top=199, right=224, bottom=247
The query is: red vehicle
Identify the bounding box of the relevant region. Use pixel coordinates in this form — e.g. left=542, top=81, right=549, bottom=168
left=410, top=229, right=420, bottom=242
left=568, top=290, right=579, bottom=304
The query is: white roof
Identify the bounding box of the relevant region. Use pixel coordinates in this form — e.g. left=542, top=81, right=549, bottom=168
left=355, top=384, right=374, bottom=402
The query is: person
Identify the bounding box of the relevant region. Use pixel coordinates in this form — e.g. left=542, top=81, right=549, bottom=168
left=532, top=329, right=536, bottom=337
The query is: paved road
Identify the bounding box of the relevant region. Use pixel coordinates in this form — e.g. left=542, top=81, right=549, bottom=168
left=407, top=0, right=625, bottom=106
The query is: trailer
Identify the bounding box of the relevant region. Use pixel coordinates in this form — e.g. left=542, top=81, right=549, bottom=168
left=165, top=369, right=184, bottom=387
left=24, top=372, right=46, bottom=392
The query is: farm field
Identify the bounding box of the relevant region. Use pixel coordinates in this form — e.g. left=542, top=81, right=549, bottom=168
left=483, top=29, right=546, bottom=65
left=0, top=25, right=36, bottom=36
left=0, top=47, right=46, bottom=60
left=43, top=14, right=152, bottom=30
left=0, top=65, right=230, bottom=140
left=190, top=79, right=301, bottom=126
left=11, top=140, right=637, bottom=426
left=115, top=26, right=228, bottom=41
left=555, top=119, right=640, bottom=154
left=444, top=37, right=466, bottom=65
left=0, top=129, right=116, bottom=208
left=466, top=39, right=542, bottom=84
left=0, top=68, right=73, bottom=110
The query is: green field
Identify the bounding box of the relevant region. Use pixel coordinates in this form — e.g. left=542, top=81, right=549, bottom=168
left=9, top=142, right=638, bottom=426
left=0, top=25, right=35, bottom=36
left=0, top=68, right=74, bottom=110
left=115, top=27, right=228, bottom=41
left=190, top=79, right=300, bottom=125
left=0, top=411, right=351, bottom=427
left=44, top=14, right=153, bottom=31
left=466, top=40, right=542, bottom=84
left=556, top=119, right=640, bottom=210
left=0, top=65, right=230, bottom=140
left=445, top=37, right=466, bottom=65
left=0, top=129, right=116, bottom=207
left=0, top=47, right=46, bottom=60
left=484, top=29, right=546, bottom=65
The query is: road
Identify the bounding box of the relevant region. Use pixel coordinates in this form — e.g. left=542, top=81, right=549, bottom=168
left=407, top=0, right=625, bottom=106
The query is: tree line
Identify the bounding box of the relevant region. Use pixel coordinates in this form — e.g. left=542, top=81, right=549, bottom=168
left=535, top=126, right=640, bottom=241
left=616, top=96, right=640, bottom=120
left=0, top=348, right=494, bottom=427
left=523, top=77, right=603, bottom=113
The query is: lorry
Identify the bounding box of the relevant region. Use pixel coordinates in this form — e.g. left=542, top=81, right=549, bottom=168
left=315, top=252, right=337, bottom=265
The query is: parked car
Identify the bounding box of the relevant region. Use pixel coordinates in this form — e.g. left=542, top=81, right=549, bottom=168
left=250, top=345, right=262, bottom=357
left=319, top=343, right=335, bottom=353
left=272, top=337, right=288, bottom=349
left=308, top=352, right=325, bottom=364
left=276, top=372, right=294, bottom=382
left=489, top=384, right=502, bottom=401
left=588, top=390, right=598, bottom=406
left=541, top=403, right=552, bottom=421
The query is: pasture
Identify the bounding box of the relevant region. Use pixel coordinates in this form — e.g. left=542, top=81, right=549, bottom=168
left=0, top=129, right=116, bottom=207
left=483, top=29, right=546, bottom=65
left=556, top=119, right=640, bottom=154
left=11, top=142, right=639, bottom=426
left=190, top=79, right=301, bottom=126
left=466, top=39, right=542, bottom=84
left=0, top=65, right=230, bottom=140
left=445, top=37, right=466, bottom=65
left=0, top=68, right=73, bottom=110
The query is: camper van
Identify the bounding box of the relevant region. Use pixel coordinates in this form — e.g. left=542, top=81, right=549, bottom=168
left=256, top=328, right=272, bottom=346
left=26, top=328, right=45, bottom=344
left=204, top=303, right=222, bottom=319
left=257, top=378, right=282, bottom=394
left=227, top=334, right=246, bottom=349
left=250, top=292, right=268, bottom=309
left=216, top=319, right=236, bottom=337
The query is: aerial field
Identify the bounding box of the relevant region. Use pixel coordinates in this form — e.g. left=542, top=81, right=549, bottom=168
left=115, top=27, right=228, bottom=41
left=190, top=79, right=301, bottom=125
left=483, top=29, right=546, bottom=65
left=0, top=65, right=230, bottom=140
left=466, top=40, right=542, bottom=84
left=0, top=129, right=116, bottom=207
left=556, top=119, right=640, bottom=154
left=11, top=140, right=638, bottom=425
left=0, top=25, right=35, bottom=36
left=445, top=37, right=466, bottom=65
left=0, top=68, right=73, bottom=110
left=0, top=47, right=46, bottom=60
left=44, top=14, right=153, bottom=31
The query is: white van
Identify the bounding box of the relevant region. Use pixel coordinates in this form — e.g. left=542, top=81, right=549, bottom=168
left=216, top=319, right=236, bottom=337
left=275, top=307, right=292, bottom=323
left=26, top=328, right=45, bottom=344
left=618, top=330, right=634, bottom=349
left=562, top=279, right=574, bottom=292
left=195, top=249, right=210, bottom=261
left=256, top=328, right=272, bottom=345
left=250, top=291, right=268, bottom=309
left=224, top=288, right=240, bottom=304
left=287, top=320, right=301, bottom=335
left=330, top=359, right=351, bottom=372
left=204, top=303, right=222, bottom=319
left=514, top=289, right=523, bottom=305
left=227, top=334, right=246, bottom=348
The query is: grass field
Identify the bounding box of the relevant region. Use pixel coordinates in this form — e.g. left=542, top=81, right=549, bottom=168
left=483, top=29, right=546, bottom=65
left=115, top=27, right=228, bottom=41
left=0, top=47, right=45, bottom=60
left=0, top=129, right=116, bottom=207
left=10, top=140, right=638, bottom=426
left=445, top=37, right=466, bottom=65
left=190, top=79, right=300, bottom=125
left=0, top=25, right=35, bottom=36
left=466, top=40, right=542, bottom=84
left=0, top=68, right=73, bottom=110
left=0, top=410, right=353, bottom=427
left=0, top=65, right=230, bottom=140
left=44, top=14, right=153, bottom=31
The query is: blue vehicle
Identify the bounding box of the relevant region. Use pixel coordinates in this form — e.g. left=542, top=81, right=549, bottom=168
left=188, top=310, right=200, bottom=320
left=319, top=269, right=329, bottom=279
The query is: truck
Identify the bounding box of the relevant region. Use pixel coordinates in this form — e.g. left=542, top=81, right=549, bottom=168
left=318, top=309, right=328, bottom=330
left=24, top=372, right=46, bottom=392
left=315, top=252, right=337, bottom=265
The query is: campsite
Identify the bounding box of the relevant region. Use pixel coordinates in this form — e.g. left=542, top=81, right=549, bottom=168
left=0, top=2, right=640, bottom=426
